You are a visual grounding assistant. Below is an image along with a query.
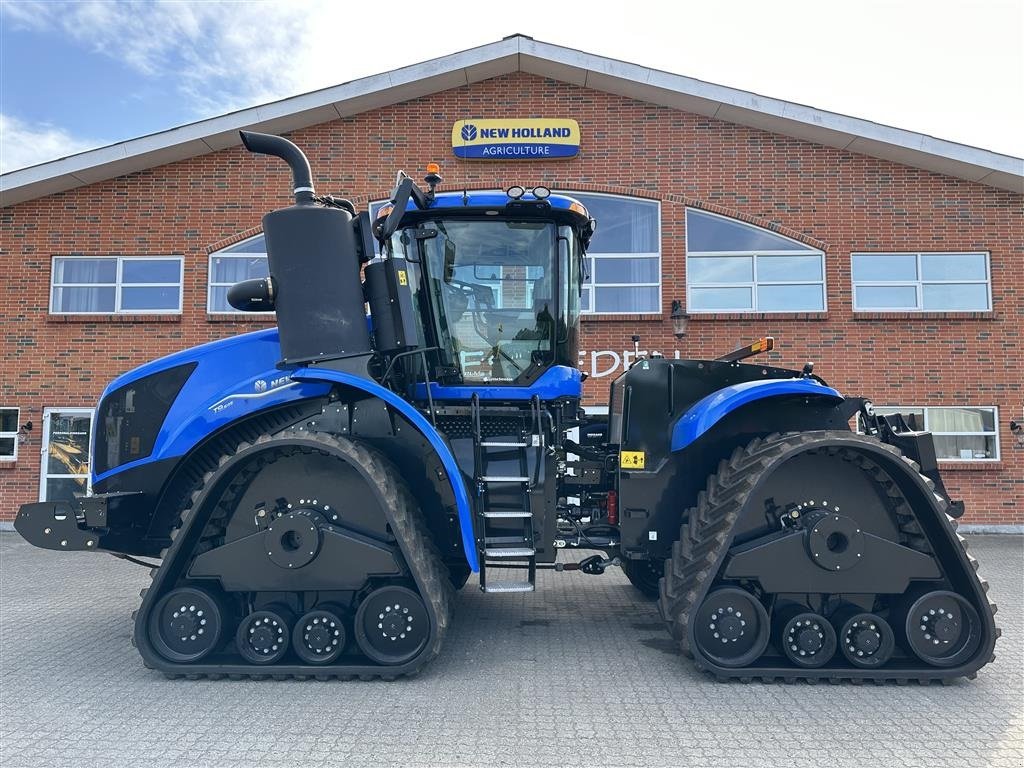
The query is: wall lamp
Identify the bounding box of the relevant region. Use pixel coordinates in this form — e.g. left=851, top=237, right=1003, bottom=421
left=18, top=421, right=33, bottom=444
left=670, top=300, right=689, bottom=339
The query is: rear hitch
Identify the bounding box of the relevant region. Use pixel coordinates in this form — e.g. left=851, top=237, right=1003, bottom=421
left=555, top=554, right=621, bottom=575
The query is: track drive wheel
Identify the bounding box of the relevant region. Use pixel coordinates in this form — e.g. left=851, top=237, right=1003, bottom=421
left=692, top=587, right=770, bottom=668
left=148, top=587, right=224, bottom=663
left=903, top=591, right=982, bottom=667
left=354, top=585, right=430, bottom=665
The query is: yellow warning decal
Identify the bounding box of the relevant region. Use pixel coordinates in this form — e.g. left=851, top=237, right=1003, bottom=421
left=397, top=270, right=408, bottom=286
left=620, top=450, right=645, bottom=470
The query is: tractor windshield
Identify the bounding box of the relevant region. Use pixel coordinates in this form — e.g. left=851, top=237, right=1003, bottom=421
left=416, top=218, right=575, bottom=385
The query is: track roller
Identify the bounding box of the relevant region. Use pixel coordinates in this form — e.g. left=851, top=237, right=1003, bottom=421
left=903, top=590, right=982, bottom=667
left=777, top=611, right=836, bottom=668
left=236, top=607, right=292, bottom=665
left=692, top=587, right=770, bottom=668
left=354, top=585, right=430, bottom=665
left=148, top=587, right=224, bottom=663
left=292, top=607, right=347, bottom=665
left=837, top=612, right=895, bottom=668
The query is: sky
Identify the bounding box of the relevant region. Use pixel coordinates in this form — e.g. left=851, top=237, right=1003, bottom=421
left=1, top=0, right=1022, bottom=174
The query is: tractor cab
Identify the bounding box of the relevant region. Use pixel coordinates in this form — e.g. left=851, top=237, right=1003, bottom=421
left=374, top=183, right=593, bottom=392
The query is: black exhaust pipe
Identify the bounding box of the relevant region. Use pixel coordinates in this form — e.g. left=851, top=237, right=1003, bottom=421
left=239, top=130, right=315, bottom=205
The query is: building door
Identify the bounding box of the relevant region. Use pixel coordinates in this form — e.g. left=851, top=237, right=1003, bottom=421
left=39, top=408, right=94, bottom=502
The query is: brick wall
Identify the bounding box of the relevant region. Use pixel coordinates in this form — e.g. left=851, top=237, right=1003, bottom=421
left=1, top=72, right=1021, bottom=524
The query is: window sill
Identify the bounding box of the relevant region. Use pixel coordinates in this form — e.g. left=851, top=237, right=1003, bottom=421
left=852, top=311, right=997, bottom=321
left=581, top=314, right=664, bottom=324
left=688, top=312, right=829, bottom=322
left=937, top=461, right=1003, bottom=472
left=46, top=314, right=182, bottom=323
left=207, top=314, right=277, bottom=323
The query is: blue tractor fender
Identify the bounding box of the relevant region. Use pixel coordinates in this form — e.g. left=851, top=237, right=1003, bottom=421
left=292, top=366, right=478, bottom=572
left=671, top=378, right=843, bottom=452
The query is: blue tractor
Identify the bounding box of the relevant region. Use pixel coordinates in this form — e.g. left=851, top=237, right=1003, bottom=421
left=16, top=133, right=997, bottom=682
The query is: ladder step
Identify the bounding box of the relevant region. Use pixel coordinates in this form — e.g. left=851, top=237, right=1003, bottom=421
left=480, top=441, right=527, bottom=447
left=481, top=581, right=535, bottom=594
left=482, top=509, right=532, bottom=519
left=481, top=476, right=530, bottom=483
left=484, top=547, right=536, bottom=558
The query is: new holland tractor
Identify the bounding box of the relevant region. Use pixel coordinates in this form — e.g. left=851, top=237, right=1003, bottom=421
left=16, top=132, right=998, bottom=683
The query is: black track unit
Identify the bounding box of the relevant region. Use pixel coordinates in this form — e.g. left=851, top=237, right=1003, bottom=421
left=658, top=431, right=999, bottom=684
left=132, top=431, right=455, bottom=680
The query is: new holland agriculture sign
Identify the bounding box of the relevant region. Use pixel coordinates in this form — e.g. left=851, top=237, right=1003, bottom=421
left=451, top=119, right=580, bottom=159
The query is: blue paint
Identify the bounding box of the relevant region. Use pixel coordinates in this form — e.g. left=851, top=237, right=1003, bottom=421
left=413, top=365, right=582, bottom=401
left=293, top=367, right=479, bottom=572
left=671, top=378, right=843, bottom=451
left=92, top=328, right=331, bottom=484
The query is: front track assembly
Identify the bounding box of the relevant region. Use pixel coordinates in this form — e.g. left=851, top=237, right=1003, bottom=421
left=133, top=431, right=454, bottom=680
left=658, top=431, right=999, bottom=683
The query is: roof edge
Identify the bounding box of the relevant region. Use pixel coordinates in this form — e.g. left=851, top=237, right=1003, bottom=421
left=3, top=34, right=1022, bottom=206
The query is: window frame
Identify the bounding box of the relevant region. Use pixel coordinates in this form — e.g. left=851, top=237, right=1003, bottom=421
left=0, top=406, right=19, bottom=462
left=50, top=255, right=184, bottom=315
left=685, top=209, right=827, bottom=314
left=862, top=405, right=1001, bottom=462
left=207, top=236, right=271, bottom=316
left=39, top=407, right=95, bottom=501
left=850, top=251, right=992, bottom=312
left=568, top=191, right=662, bottom=316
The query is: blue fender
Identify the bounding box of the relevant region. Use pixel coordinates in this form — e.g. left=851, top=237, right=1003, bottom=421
left=671, top=378, right=843, bottom=452
left=293, top=366, right=478, bottom=572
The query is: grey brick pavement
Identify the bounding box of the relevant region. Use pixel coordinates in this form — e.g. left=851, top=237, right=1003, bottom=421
left=1, top=532, right=1021, bottom=768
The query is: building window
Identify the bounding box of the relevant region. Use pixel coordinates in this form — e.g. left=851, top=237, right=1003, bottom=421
left=571, top=193, right=660, bottom=314
left=208, top=236, right=270, bottom=313
left=0, top=407, right=19, bottom=462
left=40, top=408, right=94, bottom=502
left=860, top=406, right=1000, bottom=462
left=851, top=252, right=991, bottom=311
left=685, top=209, right=825, bottom=313
left=50, top=256, right=183, bottom=314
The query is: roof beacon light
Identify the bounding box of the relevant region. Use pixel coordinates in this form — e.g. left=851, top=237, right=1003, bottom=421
left=506, top=185, right=526, bottom=200
left=532, top=185, right=551, bottom=199
left=424, top=163, right=442, bottom=199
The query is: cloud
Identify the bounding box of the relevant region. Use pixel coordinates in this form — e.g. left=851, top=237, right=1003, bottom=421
left=0, top=114, right=103, bottom=173
left=1, top=1, right=437, bottom=119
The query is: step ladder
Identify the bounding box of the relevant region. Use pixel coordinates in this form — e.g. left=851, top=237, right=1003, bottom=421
left=471, top=394, right=541, bottom=594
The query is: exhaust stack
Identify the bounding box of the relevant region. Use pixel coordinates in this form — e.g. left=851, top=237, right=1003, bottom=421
left=239, top=131, right=315, bottom=205
left=238, top=131, right=372, bottom=366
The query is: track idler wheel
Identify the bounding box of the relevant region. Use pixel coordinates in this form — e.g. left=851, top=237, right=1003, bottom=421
left=837, top=612, right=895, bottom=668
left=776, top=611, right=836, bottom=668
left=236, top=606, right=292, bottom=665
left=692, top=587, right=770, bottom=668
left=903, top=591, right=982, bottom=667
left=292, top=606, right=347, bottom=665
left=149, top=587, right=225, bottom=663
left=354, top=586, right=430, bottom=666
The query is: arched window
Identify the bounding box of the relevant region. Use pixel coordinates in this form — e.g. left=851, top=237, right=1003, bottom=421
left=207, top=235, right=269, bottom=313
left=685, top=209, right=825, bottom=312
left=569, top=192, right=661, bottom=314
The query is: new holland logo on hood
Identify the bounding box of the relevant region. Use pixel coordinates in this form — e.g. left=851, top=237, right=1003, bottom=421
left=451, top=119, right=580, bottom=159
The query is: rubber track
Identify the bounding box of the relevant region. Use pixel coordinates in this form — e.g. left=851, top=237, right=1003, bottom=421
left=134, top=430, right=455, bottom=681
left=657, top=431, right=999, bottom=684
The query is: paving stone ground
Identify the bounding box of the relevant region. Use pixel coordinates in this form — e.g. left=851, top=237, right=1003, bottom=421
left=0, top=532, right=1021, bottom=768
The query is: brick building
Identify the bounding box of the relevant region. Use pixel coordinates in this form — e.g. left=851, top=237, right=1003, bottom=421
left=1, top=36, right=1021, bottom=528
